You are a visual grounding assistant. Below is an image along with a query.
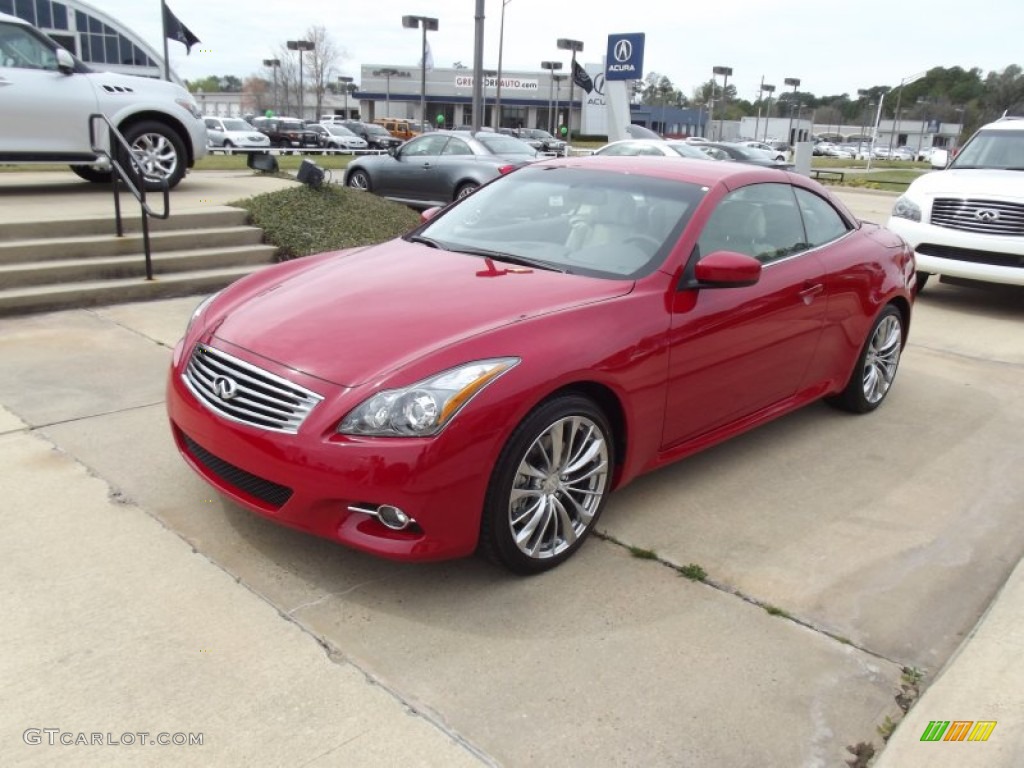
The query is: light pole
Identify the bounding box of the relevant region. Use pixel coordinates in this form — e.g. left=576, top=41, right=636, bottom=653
left=754, top=77, right=765, bottom=143
left=481, top=69, right=497, bottom=126
left=866, top=88, right=889, bottom=171
left=761, top=84, right=775, bottom=141
left=541, top=61, right=562, bottom=134
left=784, top=77, right=800, bottom=146
left=953, top=107, right=965, bottom=151
left=556, top=38, right=583, bottom=146
left=402, top=15, right=439, bottom=128
left=553, top=73, right=567, bottom=136
left=262, top=58, right=280, bottom=114
left=888, top=71, right=926, bottom=156
left=495, top=0, right=512, bottom=128
left=286, top=40, right=314, bottom=119
left=713, top=65, right=732, bottom=141
left=338, top=76, right=354, bottom=119
left=379, top=67, right=400, bottom=117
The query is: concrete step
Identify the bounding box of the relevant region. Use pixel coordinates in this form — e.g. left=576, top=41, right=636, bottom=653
left=0, top=265, right=267, bottom=317
left=0, top=245, right=279, bottom=289
left=0, top=206, right=250, bottom=241
left=0, top=226, right=266, bottom=264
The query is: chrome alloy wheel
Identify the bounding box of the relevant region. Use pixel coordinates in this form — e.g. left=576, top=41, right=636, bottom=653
left=862, top=314, right=902, bottom=404
left=507, top=415, right=610, bottom=561
left=130, top=131, right=179, bottom=179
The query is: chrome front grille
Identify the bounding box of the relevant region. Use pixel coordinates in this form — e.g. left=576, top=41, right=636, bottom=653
left=930, top=198, right=1024, bottom=236
left=184, top=344, right=322, bottom=434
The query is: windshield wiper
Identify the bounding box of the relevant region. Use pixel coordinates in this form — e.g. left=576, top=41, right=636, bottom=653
left=407, top=234, right=450, bottom=250
left=450, top=246, right=567, bottom=273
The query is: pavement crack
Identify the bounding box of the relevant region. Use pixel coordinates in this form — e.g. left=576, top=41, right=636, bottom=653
left=29, top=400, right=164, bottom=431
left=83, top=306, right=178, bottom=350
left=595, top=529, right=909, bottom=668
left=286, top=578, right=391, bottom=616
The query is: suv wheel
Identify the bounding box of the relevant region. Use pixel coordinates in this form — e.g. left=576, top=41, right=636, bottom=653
left=120, top=121, right=187, bottom=190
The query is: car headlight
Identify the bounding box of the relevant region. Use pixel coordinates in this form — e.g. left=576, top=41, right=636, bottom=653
left=891, top=195, right=922, bottom=223
left=338, top=358, right=520, bottom=437
left=185, top=291, right=220, bottom=335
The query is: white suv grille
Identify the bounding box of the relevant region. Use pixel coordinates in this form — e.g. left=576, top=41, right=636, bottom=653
left=931, top=198, right=1024, bottom=236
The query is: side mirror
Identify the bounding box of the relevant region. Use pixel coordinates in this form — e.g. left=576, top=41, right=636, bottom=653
left=930, top=149, right=949, bottom=169
left=55, top=48, right=75, bottom=74
left=420, top=206, right=442, bottom=223
left=388, top=145, right=399, bottom=157
left=691, top=251, right=762, bottom=288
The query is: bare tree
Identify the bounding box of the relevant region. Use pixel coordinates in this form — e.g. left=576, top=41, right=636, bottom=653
left=303, top=25, right=346, bottom=120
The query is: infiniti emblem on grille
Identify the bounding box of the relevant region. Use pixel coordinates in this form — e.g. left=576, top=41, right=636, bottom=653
left=212, top=375, right=239, bottom=400
left=975, top=209, right=1000, bottom=222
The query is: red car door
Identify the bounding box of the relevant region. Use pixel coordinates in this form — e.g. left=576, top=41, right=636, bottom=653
left=661, top=183, right=828, bottom=449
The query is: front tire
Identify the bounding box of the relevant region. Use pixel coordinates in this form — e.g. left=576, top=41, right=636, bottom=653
left=480, top=395, right=614, bottom=574
left=914, top=272, right=931, bottom=292
left=347, top=169, right=371, bottom=191
left=828, top=305, right=904, bottom=413
left=120, top=120, right=187, bottom=190
left=222, top=140, right=235, bottom=155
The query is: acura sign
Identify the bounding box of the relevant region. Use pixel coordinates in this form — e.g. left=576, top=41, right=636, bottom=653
left=605, top=33, right=645, bottom=81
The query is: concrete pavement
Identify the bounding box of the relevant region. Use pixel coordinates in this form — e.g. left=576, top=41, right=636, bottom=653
left=1, top=170, right=1022, bottom=765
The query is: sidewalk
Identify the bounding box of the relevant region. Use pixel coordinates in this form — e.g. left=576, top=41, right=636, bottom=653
left=0, top=402, right=486, bottom=766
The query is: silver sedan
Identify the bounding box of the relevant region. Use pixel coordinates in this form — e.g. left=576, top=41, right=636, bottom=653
left=344, top=131, right=538, bottom=208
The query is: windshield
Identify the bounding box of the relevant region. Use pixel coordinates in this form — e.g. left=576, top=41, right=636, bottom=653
left=950, top=128, right=1024, bottom=170
left=668, top=143, right=710, bottom=159
left=221, top=119, right=251, bottom=131
left=327, top=125, right=357, bottom=136
left=476, top=135, right=537, bottom=156
left=366, top=125, right=390, bottom=136
left=410, top=166, right=704, bottom=279
left=279, top=120, right=304, bottom=131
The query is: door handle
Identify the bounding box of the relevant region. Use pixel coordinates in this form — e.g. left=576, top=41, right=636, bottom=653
left=799, top=282, right=824, bottom=304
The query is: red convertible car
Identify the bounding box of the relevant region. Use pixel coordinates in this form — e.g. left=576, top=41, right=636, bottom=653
left=167, top=157, right=914, bottom=574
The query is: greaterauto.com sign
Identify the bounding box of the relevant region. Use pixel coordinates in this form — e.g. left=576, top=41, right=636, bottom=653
left=454, top=76, right=539, bottom=91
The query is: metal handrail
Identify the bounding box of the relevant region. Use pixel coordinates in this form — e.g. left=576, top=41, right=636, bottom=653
left=88, top=114, right=171, bottom=281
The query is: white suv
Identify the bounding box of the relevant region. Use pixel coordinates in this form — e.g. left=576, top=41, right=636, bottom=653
left=887, top=116, right=1024, bottom=290
left=0, top=11, right=206, bottom=189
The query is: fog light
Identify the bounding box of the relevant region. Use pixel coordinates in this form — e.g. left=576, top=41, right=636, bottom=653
left=377, top=504, right=411, bottom=530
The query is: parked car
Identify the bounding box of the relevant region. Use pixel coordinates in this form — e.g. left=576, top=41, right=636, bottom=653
left=373, top=117, right=420, bottom=141
left=251, top=117, right=320, bottom=151
left=736, top=140, right=787, bottom=161
left=503, top=128, right=544, bottom=152
left=204, top=116, right=269, bottom=153
left=887, top=115, right=1024, bottom=290
left=515, top=128, right=567, bottom=156
left=889, top=146, right=917, bottom=161
left=344, top=130, right=538, bottom=207
left=314, top=123, right=368, bottom=151
left=698, top=142, right=794, bottom=169
left=594, top=139, right=714, bottom=160
left=341, top=120, right=404, bottom=150
left=0, top=10, right=206, bottom=189
left=168, top=156, right=914, bottom=574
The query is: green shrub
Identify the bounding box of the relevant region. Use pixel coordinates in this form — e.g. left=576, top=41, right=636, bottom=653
left=233, top=185, right=421, bottom=259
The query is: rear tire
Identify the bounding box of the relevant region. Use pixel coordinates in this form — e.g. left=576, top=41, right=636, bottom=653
left=914, top=272, right=930, bottom=293
left=827, top=305, right=904, bottom=414
left=454, top=182, right=479, bottom=201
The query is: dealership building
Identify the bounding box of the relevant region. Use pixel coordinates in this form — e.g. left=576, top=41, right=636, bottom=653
left=2, top=0, right=173, bottom=80
left=347, top=63, right=709, bottom=138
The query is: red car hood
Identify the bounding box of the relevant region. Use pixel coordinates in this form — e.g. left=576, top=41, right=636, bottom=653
left=211, top=240, right=632, bottom=386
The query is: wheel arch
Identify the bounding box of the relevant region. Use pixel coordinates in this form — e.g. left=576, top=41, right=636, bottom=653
left=117, top=111, right=196, bottom=167
left=535, top=381, right=629, bottom=487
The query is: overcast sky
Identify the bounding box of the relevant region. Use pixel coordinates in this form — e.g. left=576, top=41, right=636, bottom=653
left=93, top=0, right=1020, bottom=100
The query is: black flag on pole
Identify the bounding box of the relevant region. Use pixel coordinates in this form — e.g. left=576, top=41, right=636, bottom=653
left=572, top=59, right=593, bottom=94
left=163, top=3, right=200, bottom=55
